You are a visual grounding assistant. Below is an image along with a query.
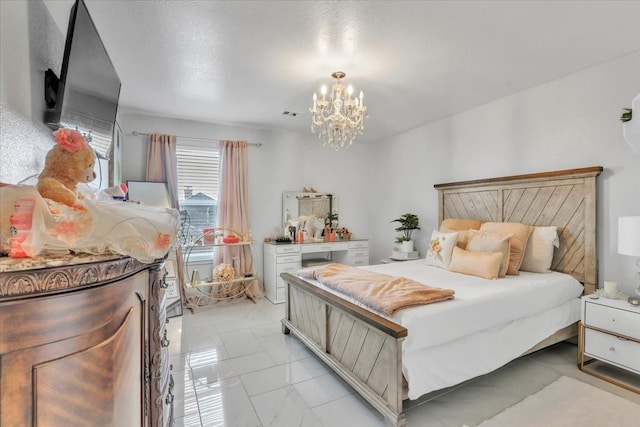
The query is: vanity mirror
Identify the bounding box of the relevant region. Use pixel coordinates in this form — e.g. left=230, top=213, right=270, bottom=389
left=282, top=191, right=339, bottom=239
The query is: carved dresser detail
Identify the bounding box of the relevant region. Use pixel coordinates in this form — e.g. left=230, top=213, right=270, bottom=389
left=0, top=253, right=174, bottom=427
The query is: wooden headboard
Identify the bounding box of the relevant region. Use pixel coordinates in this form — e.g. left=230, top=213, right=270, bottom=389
left=434, top=166, right=603, bottom=293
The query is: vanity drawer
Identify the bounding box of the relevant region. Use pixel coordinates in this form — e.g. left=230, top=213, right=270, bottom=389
left=585, top=302, right=639, bottom=339
left=349, top=249, right=369, bottom=258
left=277, top=262, right=300, bottom=276
left=584, top=328, right=640, bottom=374
left=348, top=256, right=369, bottom=266
left=276, top=245, right=301, bottom=254
left=302, top=243, right=348, bottom=253
left=276, top=262, right=300, bottom=288
left=349, top=241, right=369, bottom=250
left=276, top=254, right=301, bottom=264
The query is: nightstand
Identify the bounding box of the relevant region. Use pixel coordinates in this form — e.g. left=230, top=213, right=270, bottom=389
left=578, top=295, right=640, bottom=393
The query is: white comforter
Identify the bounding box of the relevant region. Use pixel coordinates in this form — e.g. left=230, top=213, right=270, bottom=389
left=298, top=260, right=584, bottom=399
left=362, top=260, right=584, bottom=355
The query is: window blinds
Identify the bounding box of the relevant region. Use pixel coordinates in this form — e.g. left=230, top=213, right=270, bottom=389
left=176, top=142, right=220, bottom=201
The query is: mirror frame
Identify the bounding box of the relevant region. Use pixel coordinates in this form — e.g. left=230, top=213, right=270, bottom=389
left=282, top=191, right=338, bottom=228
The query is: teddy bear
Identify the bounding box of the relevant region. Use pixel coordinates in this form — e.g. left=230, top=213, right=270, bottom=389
left=37, top=128, right=96, bottom=210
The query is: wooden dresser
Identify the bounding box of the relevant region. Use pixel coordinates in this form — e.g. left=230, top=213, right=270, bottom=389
left=0, top=253, right=174, bottom=427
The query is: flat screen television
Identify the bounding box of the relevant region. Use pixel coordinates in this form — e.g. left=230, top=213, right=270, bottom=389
left=44, top=0, right=121, bottom=161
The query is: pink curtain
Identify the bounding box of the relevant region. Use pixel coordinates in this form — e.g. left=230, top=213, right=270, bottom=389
left=145, top=134, right=179, bottom=209
left=215, top=140, right=263, bottom=299
left=145, top=133, right=186, bottom=303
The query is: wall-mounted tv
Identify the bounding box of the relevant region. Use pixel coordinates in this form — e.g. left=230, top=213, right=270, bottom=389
left=44, top=0, right=121, bottom=160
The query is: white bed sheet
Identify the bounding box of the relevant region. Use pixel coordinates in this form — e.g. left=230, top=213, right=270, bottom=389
left=403, top=297, right=580, bottom=399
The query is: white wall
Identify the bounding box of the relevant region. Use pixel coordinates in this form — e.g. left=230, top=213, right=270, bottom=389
left=0, top=0, right=65, bottom=185
left=117, top=110, right=371, bottom=273
left=369, top=52, right=640, bottom=295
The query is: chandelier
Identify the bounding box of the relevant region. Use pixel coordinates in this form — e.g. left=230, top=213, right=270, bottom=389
left=310, top=71, right=367, bottom=150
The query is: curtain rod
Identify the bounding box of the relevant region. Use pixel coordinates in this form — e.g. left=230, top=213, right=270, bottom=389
left=130, top=130, right=262, bottom=147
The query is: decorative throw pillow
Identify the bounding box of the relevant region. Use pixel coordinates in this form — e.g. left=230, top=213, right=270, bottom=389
left=439, top=218, right=482, bottom=250
left=479, top=222, right=533, bottom=275
left=447, top=247, right=502, bottom=280
left=520, top=226, right=559, bottom=273
left=466, top=230, right=512, bottom=277
left=439, top=226, right=469, bottom=249
left=425, top=230, right=459, bottom=268
left=440, top=218, right=483, bottom=231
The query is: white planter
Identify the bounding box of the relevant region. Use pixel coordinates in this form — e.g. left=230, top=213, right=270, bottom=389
left=401, top=240, right=413, bottom=252
left=622, top=92, right=640, bottom=154
left=623, top=120, right=640, bottom=154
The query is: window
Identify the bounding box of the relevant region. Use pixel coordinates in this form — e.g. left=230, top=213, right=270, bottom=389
left=176, top=140, right=220, bottom=246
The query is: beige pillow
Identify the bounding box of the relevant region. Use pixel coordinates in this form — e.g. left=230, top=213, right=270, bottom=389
left=440, top=227, right=470, bottom=249
left=480, top=222, right=533, bottom=275
left=520, top=226, right=559, bottom=273
left=466, top=230, right=512, bottom=277
left=440, top=219, right=482, bottom=250
left=440, top=218, right=483, bottom=231
left=448, top=247, right=502, bottom=280
left=425, top=230, right=459, bottom=268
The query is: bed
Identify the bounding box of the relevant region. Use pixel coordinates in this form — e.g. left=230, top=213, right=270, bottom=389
left=280, top=166, right=602, bottom=427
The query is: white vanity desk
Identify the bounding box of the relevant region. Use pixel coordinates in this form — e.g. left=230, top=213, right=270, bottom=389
left=263, top=240, right=369, bottom=303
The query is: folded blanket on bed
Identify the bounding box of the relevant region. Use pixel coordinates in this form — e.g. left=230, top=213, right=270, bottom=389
left=297, top=263, right=455, bottom=315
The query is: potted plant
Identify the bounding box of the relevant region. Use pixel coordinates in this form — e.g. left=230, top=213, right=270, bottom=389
left=325, top=212, right=339, bottom=228
left=391, top=213, right=420, bottom=252
left=620, top=108, right=632, bottom=123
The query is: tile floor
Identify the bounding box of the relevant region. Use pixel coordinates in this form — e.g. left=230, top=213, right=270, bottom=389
left=166, top=298, right=640, bottom=427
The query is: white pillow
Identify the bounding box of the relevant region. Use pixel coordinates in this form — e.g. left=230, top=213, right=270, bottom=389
left=520, top=226, right=559, bottom=273
left=425, top=230, right=459, bottom=268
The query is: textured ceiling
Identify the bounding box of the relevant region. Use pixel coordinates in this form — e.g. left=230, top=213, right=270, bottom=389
left=44, top=1, right=640, bottom=143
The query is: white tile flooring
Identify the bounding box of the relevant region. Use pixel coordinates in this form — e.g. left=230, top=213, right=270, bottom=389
left=166, top=298, right=640, bottom=427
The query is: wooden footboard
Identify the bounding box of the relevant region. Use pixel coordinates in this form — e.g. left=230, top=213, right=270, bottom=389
left=281, top=272, right=408, bottom=427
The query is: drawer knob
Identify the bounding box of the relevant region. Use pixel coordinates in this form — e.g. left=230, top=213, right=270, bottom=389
left=165, top=392, right=174, bottom=405
left=161, top=330, right=170, bottom=347
left=609, top=347, right=616, bottom=352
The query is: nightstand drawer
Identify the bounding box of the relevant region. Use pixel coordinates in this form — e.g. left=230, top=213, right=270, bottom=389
left=585, top=302, right=639, bottom=339
left=584, top=328, right=640, bottom=373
